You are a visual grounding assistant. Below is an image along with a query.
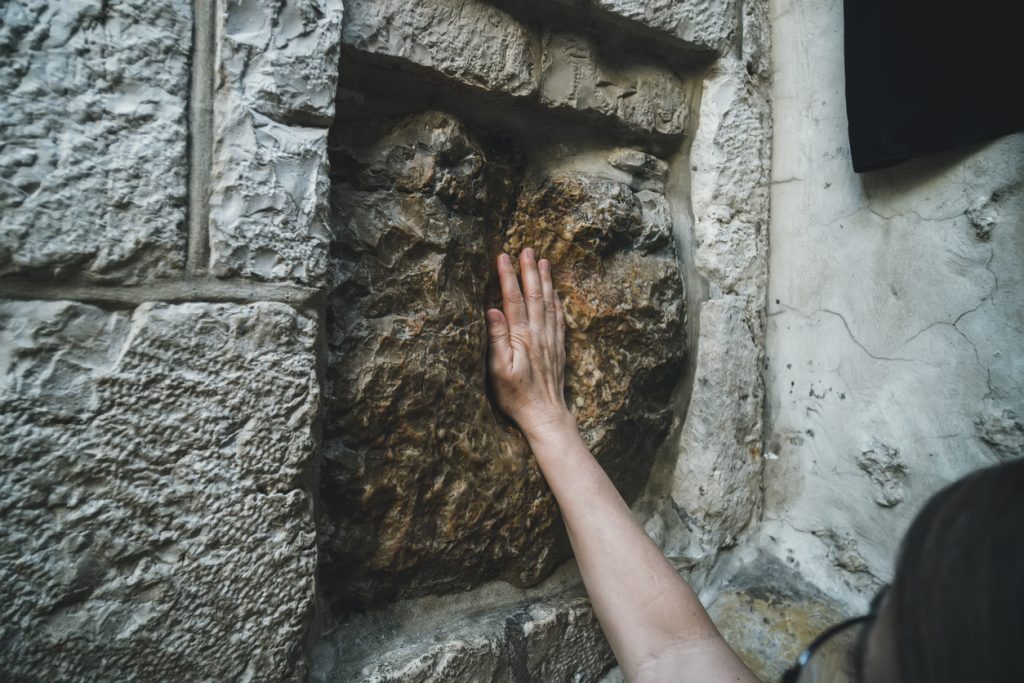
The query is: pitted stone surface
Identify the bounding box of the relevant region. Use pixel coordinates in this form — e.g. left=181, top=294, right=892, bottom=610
left=690, top=58, right=771, bottom=298
left=671, top=296, right=763, bottom=553
left=591, top=0, right=737, bottom=55
left=322, top=111, right=685, bottom=608
left=540, top=32, right=692, bottom=137
left=0, top=301, right=319, bottom=680
left=0, top=0, right=190, bottom=282
left=313, top=588, right=614, bottom=683
left=209, top=0, right=344, bottom=285
left=342, top=0, right=537, bottom=97
left=709, top=556, right=849, bottom=682
left=505, top=173, right=685, bottom=493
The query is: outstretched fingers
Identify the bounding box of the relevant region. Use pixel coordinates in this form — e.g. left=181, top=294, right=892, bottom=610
left=519, top=248, right=546, bottom=328
left=539, top=259, right=557, bottom=351
left=497, top=252, right=528, bottom=331
left=554, top=288, right=565, bottom=363
left=485, top=308, right=513, bottom=372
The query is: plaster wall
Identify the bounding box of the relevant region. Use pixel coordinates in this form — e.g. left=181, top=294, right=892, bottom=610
left=762, top=0, right=1024, bottom=608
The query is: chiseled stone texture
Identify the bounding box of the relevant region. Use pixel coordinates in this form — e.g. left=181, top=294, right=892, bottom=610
left=342, top=0, right=537, bottom=97
left=590, top=0, right=737, bottom=55
left=322, top=110, right=685, bottom=608
left=209, top=0, right=344, bottom=285
left=671, top=296, right=764, bottom=555
left=312, top=584, right=613, bottom=682
left=690, top=57, right=771, bottom=299
left=0, top=0, right=190, bottom=282
left=0, top=300, right=319, bottom=680
left=540, top=32, right=692, bottom=137
left=662, top=0, right=770, bottom=571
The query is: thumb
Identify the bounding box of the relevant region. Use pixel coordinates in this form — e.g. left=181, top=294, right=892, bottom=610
left=486, top=308, right=513, bottom=370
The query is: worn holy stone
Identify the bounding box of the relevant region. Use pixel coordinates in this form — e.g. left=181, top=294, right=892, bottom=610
left=322, top=110, right=685, bottom=608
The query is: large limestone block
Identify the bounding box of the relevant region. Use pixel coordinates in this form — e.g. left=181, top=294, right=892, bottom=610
left=672, top=296, right=764, bottom=553
left=0, top=0, right=190, bottom=282
left=209, top=0, right=344, bottom=285
left=313, top=585, right=614, bottom=682
left=690, top=57, right=771, bottom=297
left=540, top=32, right=692, bottom=137
left=342, top=0, right=537, bottom=97
left=323, top=111, right=685, bottom=607
left=0, top=301, right=319, bottom=679
left=590, top=0, right=737, bottom=55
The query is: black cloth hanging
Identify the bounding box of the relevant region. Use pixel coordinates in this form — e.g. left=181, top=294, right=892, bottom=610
left=844, top=0, right=1024, bottom=173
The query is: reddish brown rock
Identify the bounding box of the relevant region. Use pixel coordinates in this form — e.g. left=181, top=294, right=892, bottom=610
left=322, top=111, right=685, bottom=609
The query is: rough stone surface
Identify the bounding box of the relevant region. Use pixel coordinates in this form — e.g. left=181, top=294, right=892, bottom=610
left=671, top=296, right=764, bottom=555
left=540, top=32, right=692, bottom=137
left=655, top=0, right=771, bottom=580
left=341, top=0, right=537, bottom=97
left=591, top=0, right=737, bottom=55
left=0, top=300, right=319, bottom=679
left=209, top=0, right=344, bottom=285
left=0, top=0, right=190, bottom=282
left=689, top=58, right=772, bottom=298
left=608, top=148, right=670, bottom=189
left=708, top=556, right=850, bottom=682
left=856, top=441, right=908, bottom=507
left=313, top=587, right=613, bottom=683
left=505, top=172, right=686, bottom=490
left=763, top=0, right=1024, bottom=608
left=321, top=110, right=685, bottom=608
left=974, top=407, right=1024, bottom=462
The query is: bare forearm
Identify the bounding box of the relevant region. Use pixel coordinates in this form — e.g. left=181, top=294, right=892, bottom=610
left=483, top=250, right=753, bottom=681
left=524, top=415, right=756, bottom=683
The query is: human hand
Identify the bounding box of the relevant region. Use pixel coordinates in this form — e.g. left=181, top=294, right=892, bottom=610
left=486, top=248, right=574, bottom=440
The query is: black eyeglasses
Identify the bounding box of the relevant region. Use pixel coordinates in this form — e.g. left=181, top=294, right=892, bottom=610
left=779, top=587, right=888, bottom=683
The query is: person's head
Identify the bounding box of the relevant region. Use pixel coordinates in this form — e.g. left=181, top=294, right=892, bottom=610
left=876, top=457, right=1024, bottom=682
left=786, top=457, right=1024, bottom=683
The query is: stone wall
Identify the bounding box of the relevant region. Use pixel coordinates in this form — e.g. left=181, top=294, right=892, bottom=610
left=0, top=0, right=341, bottom=679
left=1, top=0, right=778, bottom=680
left=761, top=0, right=1024, bottom=612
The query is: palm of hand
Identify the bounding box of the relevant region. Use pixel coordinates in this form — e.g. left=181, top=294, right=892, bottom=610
left=485, top=248, right=569, bottom=435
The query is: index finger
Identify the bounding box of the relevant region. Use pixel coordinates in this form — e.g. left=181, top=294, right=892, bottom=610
left=497, top=252, right=528, bottom=329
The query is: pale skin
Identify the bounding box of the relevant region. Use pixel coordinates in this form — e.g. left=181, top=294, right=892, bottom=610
left=485, top=249, right=759, bottom=683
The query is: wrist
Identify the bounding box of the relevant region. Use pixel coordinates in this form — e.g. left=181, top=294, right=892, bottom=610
left=520, top=408, right=579, bottom=447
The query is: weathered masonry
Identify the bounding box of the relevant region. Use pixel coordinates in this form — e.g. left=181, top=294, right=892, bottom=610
left=0, top=0, right=775, bottom=679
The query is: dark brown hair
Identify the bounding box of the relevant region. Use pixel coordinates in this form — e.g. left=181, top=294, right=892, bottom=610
left=891, top=458, right=1024, bottom=682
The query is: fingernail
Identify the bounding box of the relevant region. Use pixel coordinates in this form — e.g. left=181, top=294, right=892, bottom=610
left=524, top=247, right=533, bottom=259
left=499, top=253, right=510, bottom=266
left=539, top=259, right=549, bottom=271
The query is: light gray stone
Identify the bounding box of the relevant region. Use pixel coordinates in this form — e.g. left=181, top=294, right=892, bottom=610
left=690, top=58, right=771, bottom=298
left=342, top=0, right=537, bottom=97
left=591, top=0, right=737, bottom=56
left=540, top=32, right=692, bottom=137
left=0, top=0, right=190, bottom=282
left=975, top=406, right=1024, bottom=461
left=209, top=0, right=344, bottom=285
left=313, top=588, right=613, bottom=682
left=608, top=148, right=670, bottom=187
left=0, top=300, right=319, bottom=680
left=672, top=296, right=764, bottom=555
left=857, top=440, right=908, bottom=507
